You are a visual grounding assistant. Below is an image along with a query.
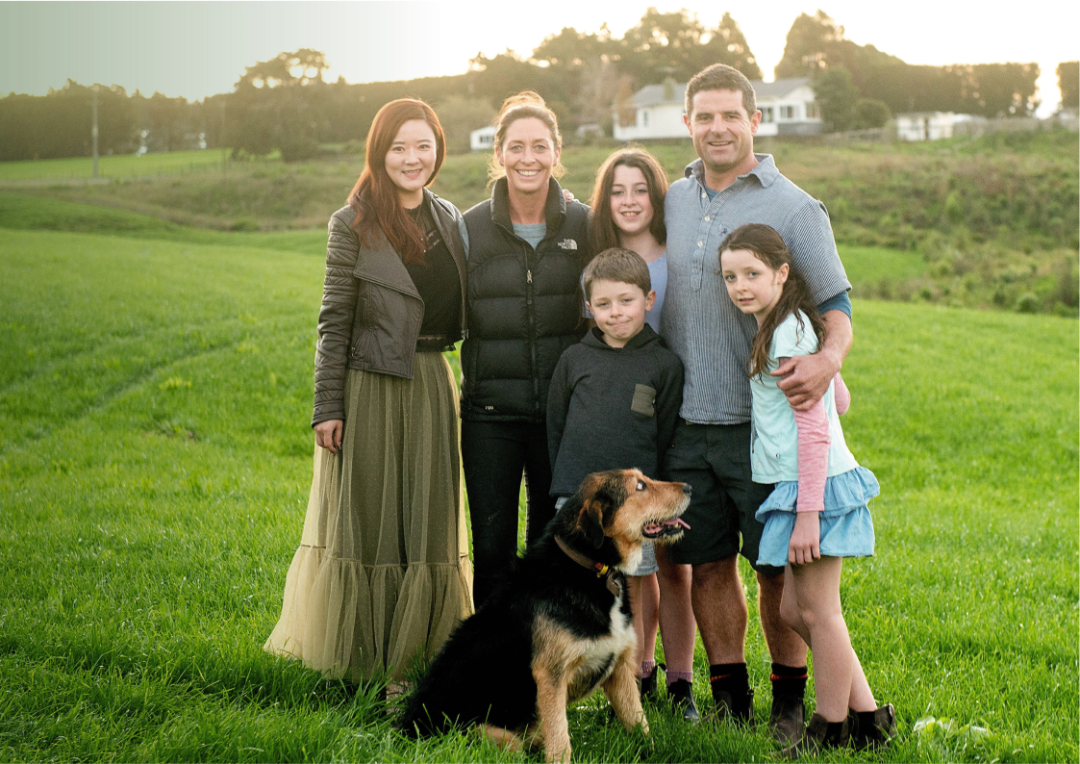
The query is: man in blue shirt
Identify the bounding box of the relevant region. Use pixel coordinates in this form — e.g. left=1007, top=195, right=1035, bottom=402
left=661, top=63, right=853, bottom=744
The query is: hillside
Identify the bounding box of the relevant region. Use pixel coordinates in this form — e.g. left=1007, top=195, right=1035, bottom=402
left=1, top=130, right=1076, bottom=315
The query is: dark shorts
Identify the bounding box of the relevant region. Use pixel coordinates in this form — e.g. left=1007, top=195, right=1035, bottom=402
left=663, top=421, right=782, bottom=575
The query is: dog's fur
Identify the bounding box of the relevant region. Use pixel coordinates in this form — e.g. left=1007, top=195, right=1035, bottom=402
left=400, top=469, right=691, bottom=763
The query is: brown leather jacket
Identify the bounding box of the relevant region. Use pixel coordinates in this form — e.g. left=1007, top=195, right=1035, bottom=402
left=312, top=189, right=468, bottom=427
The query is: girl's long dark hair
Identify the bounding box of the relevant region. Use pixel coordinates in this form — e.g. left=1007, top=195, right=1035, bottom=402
left=347, top=98, right=445, bottom=265
left=587, top=147, right=669, bottom=254
left=718, top=224, right=826, bottom=379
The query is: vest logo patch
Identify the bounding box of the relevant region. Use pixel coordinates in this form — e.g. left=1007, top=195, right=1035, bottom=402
left=557, top=239, right=578, bottom=251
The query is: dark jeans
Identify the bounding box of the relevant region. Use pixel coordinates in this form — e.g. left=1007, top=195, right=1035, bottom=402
left=461, top=419, right=557, bottom=608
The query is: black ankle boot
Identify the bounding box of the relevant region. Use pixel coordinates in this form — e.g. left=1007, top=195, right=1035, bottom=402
left=782, top=712, right=851, bottom=758
left=639, top=663, right=663, bottom=701
left=849, top=703, right=896, bottom=748
left=667, top=679, right=701, bottom=725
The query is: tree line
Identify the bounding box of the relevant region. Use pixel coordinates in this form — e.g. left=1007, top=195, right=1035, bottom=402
left=0, top=7, right=1072, bottom=163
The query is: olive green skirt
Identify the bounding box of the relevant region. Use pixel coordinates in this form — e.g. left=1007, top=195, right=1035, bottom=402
left=264, top=353, right=473, bottom=683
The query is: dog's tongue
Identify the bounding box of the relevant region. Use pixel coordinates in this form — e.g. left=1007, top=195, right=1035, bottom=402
left=644, top=518, right=691, bottom=534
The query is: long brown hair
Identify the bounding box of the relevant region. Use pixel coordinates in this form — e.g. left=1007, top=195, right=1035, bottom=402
left=487, top=90, right=565, bottom=186
left=718, top=224, right=826, bottom=380
left=348, top=98, right=445, bottom=264
left=588, top=147, right=669, bottom=254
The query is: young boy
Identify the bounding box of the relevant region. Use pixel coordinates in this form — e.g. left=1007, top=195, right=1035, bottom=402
left=546, top=247, right=693, bottom=716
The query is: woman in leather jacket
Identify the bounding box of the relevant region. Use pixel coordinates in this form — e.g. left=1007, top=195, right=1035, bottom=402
left=265, top=99, right=473, bottom=694
left=460, top=92, right=591, bottom=607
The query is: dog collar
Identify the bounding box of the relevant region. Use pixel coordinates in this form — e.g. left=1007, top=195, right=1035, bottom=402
left=554, top=535, right=622, bottom=597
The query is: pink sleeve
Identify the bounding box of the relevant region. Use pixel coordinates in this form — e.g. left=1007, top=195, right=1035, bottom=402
left=833, top=372, right=850, bottom=415
left=793, top=399, right=830, bottom=513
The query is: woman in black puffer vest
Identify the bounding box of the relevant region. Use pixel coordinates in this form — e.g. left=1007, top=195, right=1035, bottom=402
left=461, top=92, right=591, bottom=607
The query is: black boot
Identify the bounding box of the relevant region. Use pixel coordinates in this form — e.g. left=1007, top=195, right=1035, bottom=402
left=667, top=679, right=701, bottom=725
left=711, top=687, right=754, bottom=725
left=769, top=694, right=805, bottom=746
left=849, top=704, right=897, bottom=748
left=782, top=712, right=851, bottom=758
left=639, top=663, right=663, bottom=702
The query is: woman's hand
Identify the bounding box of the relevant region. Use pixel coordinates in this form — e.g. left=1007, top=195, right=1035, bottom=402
left=314, top=419, right=344, bottom=454
left=789, top=511, right=821, bottom=566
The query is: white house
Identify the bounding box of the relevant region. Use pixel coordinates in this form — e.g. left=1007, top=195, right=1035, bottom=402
left=894, top=112, right=986, bottom=141
left=470, top=125, right=496, bottom=152
left=612, top=77, right=822, bottom=141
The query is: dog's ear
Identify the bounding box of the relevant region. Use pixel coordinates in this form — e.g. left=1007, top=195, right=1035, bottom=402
left=577, top=499, right=606, bottom=548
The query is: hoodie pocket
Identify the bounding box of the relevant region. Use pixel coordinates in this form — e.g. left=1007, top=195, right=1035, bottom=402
left=631, top=384, right=657, bottom=416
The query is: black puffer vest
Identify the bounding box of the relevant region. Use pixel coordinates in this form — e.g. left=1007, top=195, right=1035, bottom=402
left=460, top=177, right=591, bottom=422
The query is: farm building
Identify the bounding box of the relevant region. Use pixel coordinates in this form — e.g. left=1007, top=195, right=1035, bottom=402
left=895, top=112, right=987, bottom=141
left=470, top=125, right=496, bottom=152
left=612, top=77, right=822, bottom=141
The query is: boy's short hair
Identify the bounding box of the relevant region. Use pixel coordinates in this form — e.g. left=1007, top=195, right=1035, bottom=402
left=583, top=248, right=652, bottom=301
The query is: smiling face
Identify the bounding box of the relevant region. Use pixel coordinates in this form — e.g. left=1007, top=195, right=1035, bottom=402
left=383, top=118, right=437, bottom=208
left=608, top=164, right=655, bottom=241
left=495, top=116, right=560, bottom=197
left=684, top=88, right=761, bottom=187
left=587, top=278, right=655, bottom=349
left=720, top=247, right=789, bottom=325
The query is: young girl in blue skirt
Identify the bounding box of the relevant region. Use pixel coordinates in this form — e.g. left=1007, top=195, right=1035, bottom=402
left=718, top=223, right=894, bottom=755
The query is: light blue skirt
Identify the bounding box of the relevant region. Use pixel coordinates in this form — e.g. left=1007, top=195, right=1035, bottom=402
left=755, top=466, right=879, bottom=568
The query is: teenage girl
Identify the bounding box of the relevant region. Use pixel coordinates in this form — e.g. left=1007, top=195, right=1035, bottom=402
left=588, top=148, right=698, bottom=724
left=717, top=223, right=894, bottom=753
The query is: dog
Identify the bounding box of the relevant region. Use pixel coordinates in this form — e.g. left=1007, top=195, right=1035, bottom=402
left=400, top=468, right=691, bottom=763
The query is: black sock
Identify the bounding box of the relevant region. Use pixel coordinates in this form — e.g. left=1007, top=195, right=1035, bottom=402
left=709, top=662, right=750, bottom=702
left=770, top=662, right=808, bottom=699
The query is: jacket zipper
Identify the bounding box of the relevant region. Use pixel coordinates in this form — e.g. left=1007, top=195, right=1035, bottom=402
left=525, top=242, right=540, bottom=415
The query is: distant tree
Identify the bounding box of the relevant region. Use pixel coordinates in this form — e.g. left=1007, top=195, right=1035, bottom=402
left=434, top=95, right=497, bottom=153
left=1058, top=61, right=1079, bottom=109
left=854, top=98, right=891, bottom=129
left=698, top=12, right=762, bottom=80
left=813, top=68, right=859, bottom=132
left=775, top=10, right=847, bottom=77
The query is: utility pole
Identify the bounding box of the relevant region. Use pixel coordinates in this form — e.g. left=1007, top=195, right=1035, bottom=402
left=92, top=85, right=99, bottom=179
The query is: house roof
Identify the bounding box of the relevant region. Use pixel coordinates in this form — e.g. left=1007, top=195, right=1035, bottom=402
left=628, top=77, right=811, bottom=108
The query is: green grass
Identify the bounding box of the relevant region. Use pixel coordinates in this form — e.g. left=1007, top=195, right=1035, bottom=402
left=0, top=149, right=245, bottom=182
left=0, top=226, right=1076, bottom=762
left=4, top=129, right=1077, bottom=315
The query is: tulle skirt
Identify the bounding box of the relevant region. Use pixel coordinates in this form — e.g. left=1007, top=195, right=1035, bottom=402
left=755, top=466, right=879, bottom=568
left=264, top=353, right=473, bottom=683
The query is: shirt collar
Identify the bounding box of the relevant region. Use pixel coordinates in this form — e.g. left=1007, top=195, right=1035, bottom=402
left=684, top=154, right=779, bottom=191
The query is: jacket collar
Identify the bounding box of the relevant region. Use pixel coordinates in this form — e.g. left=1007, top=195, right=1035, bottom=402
left=491, top=176, right=567, bottom=236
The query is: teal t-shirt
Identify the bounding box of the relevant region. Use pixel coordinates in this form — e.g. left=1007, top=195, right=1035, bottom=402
left=749, top=310, right=858, bottom=483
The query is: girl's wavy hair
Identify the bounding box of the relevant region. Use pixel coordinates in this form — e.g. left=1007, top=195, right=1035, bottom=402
left=718, top=224, right=826, bottom=380
left=587, top=147, right=669, bottom=254
left=487, top=90, right=565, bottom=186
left=347, top=98, right=445, bottom=265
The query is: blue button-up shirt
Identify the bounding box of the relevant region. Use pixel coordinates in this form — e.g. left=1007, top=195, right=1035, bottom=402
left=661, top=154, right=850, bottom=425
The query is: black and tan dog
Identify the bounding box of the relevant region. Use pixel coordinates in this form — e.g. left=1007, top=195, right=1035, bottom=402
left=401, top=468, right=691, bottom=763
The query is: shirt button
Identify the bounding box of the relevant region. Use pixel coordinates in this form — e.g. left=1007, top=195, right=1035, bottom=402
left=701, top=192, right=706, bottom=199
left=698, top=241, right=703, bottom=247
left=704, top=216, right=710, bottom=221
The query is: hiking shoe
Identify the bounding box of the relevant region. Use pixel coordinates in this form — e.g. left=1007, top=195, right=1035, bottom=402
left=850, top=703, right=897, bottom=748
left=781, top=712, right=851, bottom=758
left=667, top=679, right=701, bottom=725
left=769, top=694, right=805, bottom=746
left=710, top=687, right=754, bottom=725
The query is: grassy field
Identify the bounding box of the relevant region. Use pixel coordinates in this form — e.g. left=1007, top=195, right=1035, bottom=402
left=0, top=149, right=251, bottom=182
left=0, top=220, right=1076, bottom=762
left=3, top=130, right=1076, bottom=315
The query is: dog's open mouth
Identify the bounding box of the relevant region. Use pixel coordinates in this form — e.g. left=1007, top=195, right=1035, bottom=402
left=642, top=518, right=691, bottom=539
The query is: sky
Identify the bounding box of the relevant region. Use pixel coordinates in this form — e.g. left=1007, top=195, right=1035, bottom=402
left=1, top=1, right=1076, bottom=117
